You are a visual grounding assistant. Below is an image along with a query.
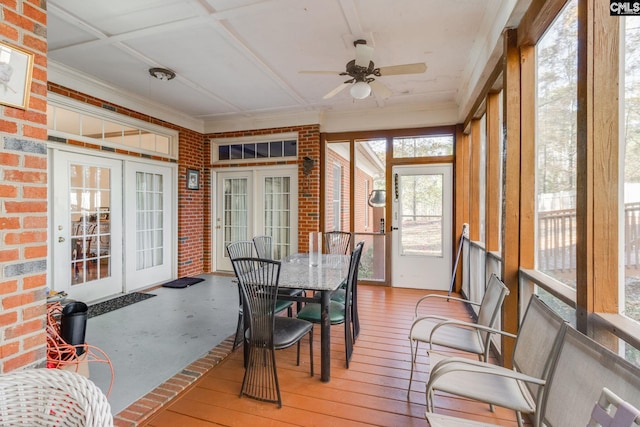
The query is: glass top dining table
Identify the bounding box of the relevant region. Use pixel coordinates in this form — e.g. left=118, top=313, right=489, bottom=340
left=277, top=253, right=350, bottom=382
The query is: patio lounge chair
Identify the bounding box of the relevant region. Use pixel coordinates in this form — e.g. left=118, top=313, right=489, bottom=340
left=425, top=295, right=567, bottom=427
left=407, top=273, right=509, bottom=395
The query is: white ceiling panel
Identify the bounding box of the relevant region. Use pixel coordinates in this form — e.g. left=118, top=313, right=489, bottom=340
left=46, top=0, right=528, bottom=129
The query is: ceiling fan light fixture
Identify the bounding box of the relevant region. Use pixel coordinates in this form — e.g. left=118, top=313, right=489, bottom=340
left=149, top=67, right=176, bottom=81
left=350, top=81, right=371, bottom=99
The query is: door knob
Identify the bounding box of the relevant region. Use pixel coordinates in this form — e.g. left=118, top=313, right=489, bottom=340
left=58, top=236, right=66, bottom=242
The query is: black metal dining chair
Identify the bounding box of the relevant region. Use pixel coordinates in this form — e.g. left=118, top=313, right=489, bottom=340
left=297, top=240, right=364, bottom=368
left=253, top=235, right=305, bottom=312
left=324, top=231, right=352, bottom=255
left=232, top=257, right=314, bottom=408
left=226, top=241, right=293, bottom=353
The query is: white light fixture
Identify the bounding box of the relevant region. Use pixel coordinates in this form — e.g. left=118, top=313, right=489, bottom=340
left=149, top=67, right=176, bottom=81
left=350, top=81, right=371, bottom=99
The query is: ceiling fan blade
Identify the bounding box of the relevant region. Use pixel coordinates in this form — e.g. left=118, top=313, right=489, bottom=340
left=323, top=82, right=350, bottom=99
left=378, top=63, right=427, bottom=76
left=369, top=79, right=393, bottom=99
left=299, top=70, right=342, bottom=75
left=354, top=43, right=374, bottom=68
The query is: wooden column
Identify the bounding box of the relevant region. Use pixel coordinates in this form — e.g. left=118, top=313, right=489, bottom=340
left=454, top=125, right=469, bottom=292
left=519, top=45, right=536, bottom=271
left=501, top=28, right=521, bottom=367
left=469, top=119, right=482, bottom=242
left=576, top=0, right=620, bottom=333
left=485, top=93, right=501, bottom=253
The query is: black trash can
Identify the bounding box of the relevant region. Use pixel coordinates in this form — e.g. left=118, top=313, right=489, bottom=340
left=60, top=301, right=88, bottom=356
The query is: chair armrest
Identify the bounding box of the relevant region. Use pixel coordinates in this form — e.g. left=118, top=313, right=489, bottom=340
left=409, top=314, right=459, bottom=338
left=415, top=294, right=480, bottom=316
left=426, top=360, right=546, bottom=395
left=428, top=320, right=517, bottom=349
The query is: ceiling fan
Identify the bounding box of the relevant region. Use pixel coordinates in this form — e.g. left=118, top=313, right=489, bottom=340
left=300, top=39, right=427, bottom=100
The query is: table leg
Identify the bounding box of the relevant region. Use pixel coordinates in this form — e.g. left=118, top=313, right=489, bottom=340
left=320, top=289, right=331, bottom=382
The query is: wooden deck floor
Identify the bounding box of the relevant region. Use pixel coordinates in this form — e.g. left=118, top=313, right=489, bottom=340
left=141, top=285, right=528, bottom=427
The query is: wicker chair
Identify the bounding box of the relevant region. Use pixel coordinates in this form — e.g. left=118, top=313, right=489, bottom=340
left=0, top=368, right=113, bottom=426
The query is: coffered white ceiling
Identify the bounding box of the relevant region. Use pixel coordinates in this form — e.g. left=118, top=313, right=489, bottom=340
left=46, top=0, right=527, bottom=132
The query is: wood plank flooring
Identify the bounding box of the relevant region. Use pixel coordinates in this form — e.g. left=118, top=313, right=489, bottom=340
left=141, top=285, right=529, bottom=427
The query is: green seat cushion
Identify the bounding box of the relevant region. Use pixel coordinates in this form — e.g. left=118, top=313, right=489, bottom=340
left=275, top=299, right=293, bottom=314
left=330, top=289, right=347, bottom=304
left=296, top=301, right=345, bottom=324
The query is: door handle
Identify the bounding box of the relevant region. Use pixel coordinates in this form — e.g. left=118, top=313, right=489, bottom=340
left=391, top=227, right=398, bottom=231
left=58, top=236, right=65, bottom=242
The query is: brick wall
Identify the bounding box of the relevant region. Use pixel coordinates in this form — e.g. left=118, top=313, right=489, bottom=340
left=208, top=125, right=321, bottom=253
left=0, top=0, right=49, bottom=372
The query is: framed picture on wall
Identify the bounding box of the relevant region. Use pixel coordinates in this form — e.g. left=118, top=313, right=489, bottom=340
left=187, top=169, right=200, bottom=190
left=0, top=41, right=34, bottom=110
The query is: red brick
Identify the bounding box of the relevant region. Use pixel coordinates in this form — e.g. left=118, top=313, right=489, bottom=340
left=4, top=230, right=47, bottom=244
left=0, top=217, right=20, bottom=230
left=0, top=341, right=19, bottom=358
left=3, top=170, right=46, bottom=184
left=0, top=281, right=18, bottom=296
left=0, top=184, right=18, bottom=198
left=1, top=8, right=33, bottom=32
left=3, top=349, right=41, bottom=372
left=4, top=318, right=44, bottom=339
left=23, top=125, right=47, bottom=139
left=23, top=216, right=46, bottom=228
left=23, top=186, right=47, bottom=199
left=23, top=274, right=45, bottom=289
left=0, top=0, right=19, bottom=11
left=24, top=245, right=47, bottom=259
left=2, top=293, right=35, bottom=310
left=0, top=249, right=19, bottom=263
left=23, top=2, right=46, bottom=26
left=23, top=155, right=46, bottom=170
left=0, top=152, right=19, bottom=166
left=0, top=23, right=18, bottom=41
left=4, top=201, right=47, bottom=213
left=0, top=119, right=18, bottom=133
left=23, top=332, right=46, bottom=350
left=22, top=304, right=44, bottom=321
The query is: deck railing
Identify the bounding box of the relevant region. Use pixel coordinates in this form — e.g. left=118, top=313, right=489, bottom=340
left=537, top=203, right=640, bottom=272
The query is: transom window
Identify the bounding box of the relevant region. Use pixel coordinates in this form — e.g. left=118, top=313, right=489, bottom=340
left=211, top=133, right=298, bottom=164
left=47, top=94, right=178, bottom=159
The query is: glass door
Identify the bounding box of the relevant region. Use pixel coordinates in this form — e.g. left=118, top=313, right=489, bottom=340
left=215, top=167, right=298, bottom=271
left=52, top=151, right=123, bottom=301
left=391, top=164, right=452, bottom=289
left=216, top=171, right=252, bottom=271
left=255, top=168, right=298, bottom=259
left=124, top=162, right=175, bottom=290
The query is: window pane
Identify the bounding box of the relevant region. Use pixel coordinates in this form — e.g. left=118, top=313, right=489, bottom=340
left=535, top=0, right=578, bottom=288
left=392, top=135, right=453, bottom=158
left=324, top=142, right=350, bottom=232
left=355, top=138, right=386, bottom=281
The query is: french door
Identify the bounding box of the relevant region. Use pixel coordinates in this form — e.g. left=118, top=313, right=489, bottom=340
left=51, top=150, right=176, bottom=301
left=52, top=151, right=123, bottom=301
left=124, top=162, right=175, bottom=291
left=215, top=167, right=298, bottom=271
left=391, top=164, right=453, bottom=289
